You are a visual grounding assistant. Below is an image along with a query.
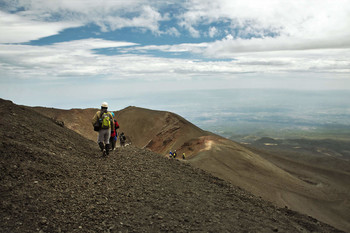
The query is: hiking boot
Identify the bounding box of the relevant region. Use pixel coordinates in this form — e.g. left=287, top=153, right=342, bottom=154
left=111, top=141, right=116, bottom=151
left=102, top=149, right=106, bottom=157
left=105, top=144, right=110, bottom=155
left=98, top=142, right=104, bottom=152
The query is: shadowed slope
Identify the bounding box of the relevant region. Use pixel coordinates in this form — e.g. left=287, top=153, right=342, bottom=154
left=32, top=106, right=99, bottom=142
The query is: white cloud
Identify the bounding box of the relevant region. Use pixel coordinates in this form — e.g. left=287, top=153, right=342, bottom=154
left=51, top=38, right=137, bottom=50
left=0, top=39, right=137, bottom=79
left=123, top=40, right=350, bottom=78
left=4, top=0, right=350, bottom=51
left=1, top=38, right=349, bottom=85
left=104, top=6, right=164, bottom=33
left=0, top=11, right=82, bottom=43
left=165, top=27, right=180, bottom=37
left=203, top=35, right=349, bottom=57
left=180, top=0, right=350, bottom=50
left=0, top=0, right=171, bottom=42
left=208, top=27, right=218, bottom=38
left=1, top=38, right=349, bottom=109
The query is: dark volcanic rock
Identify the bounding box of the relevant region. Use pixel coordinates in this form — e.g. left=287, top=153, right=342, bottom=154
left=0, top=98, right=343, bottom=232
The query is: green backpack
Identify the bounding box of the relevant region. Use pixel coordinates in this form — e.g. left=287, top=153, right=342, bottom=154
left=100, top=112, right=111, bottom=129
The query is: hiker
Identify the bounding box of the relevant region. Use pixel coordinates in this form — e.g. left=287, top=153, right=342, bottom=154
left=92, top=102, right=115, bottom=156
left=169, top=151, right=173, bottom=159
left=119, top=132, right=126, bottom=147
left=109, top=112, right=120, bottom=151
left=173, top=150, right=177, bottom=159
left=182, top=152, right=186, bottom=160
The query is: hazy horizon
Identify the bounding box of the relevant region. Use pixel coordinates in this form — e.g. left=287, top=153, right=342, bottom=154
left=5, top=88, right=349, bottom=141
left=122, top=88, right=350, bottom=140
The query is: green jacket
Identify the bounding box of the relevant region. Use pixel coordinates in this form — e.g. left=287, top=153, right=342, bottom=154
left=92, top=110, right=115, bottom=130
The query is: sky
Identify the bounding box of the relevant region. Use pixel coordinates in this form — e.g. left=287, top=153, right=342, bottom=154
left=1, top=0, right=350, bottom=109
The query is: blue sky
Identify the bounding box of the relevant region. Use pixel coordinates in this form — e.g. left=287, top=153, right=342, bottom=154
left=1, top=0, right=350, bottom=109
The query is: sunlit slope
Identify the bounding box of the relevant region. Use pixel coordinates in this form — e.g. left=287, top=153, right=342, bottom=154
left=116, top=107, right=313, bottom=199
left=116, top=106, right=214, bottom=154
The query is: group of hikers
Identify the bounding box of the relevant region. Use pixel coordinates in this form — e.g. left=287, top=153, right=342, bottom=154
left=169, top=150, right=186, bottom=160
left=92, top=102, right=185, bottom=160
left=92, top=102, right=127, bottom=157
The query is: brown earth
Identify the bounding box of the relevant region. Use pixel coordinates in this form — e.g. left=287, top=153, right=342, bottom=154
left=247, top=144, right=350, bottom=232
left=1, top=98, right=344, bottom=232
left=29, top=104, right=350, bottom=232
left=117, top=107, right=350, bottom=232
left=190, top=140, right=350, bottom=232
left=116, top=106, right=215, bottom=154
left=32, top=107, right=99, bottom=143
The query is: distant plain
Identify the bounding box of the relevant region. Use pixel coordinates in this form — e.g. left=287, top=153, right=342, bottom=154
left=120, top=89, right=350, bottom=142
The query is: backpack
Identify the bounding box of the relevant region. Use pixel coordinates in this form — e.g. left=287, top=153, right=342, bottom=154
left=120, top=134, right=126, bottom=142
left=100, top=112, right=111, bottom=129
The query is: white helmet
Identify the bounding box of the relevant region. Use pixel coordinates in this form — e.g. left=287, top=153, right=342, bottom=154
left=101, top=102, right=108, bottom=108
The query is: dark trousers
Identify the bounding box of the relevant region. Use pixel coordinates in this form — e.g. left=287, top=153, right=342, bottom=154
left=110, top=136, right=117, bottom=149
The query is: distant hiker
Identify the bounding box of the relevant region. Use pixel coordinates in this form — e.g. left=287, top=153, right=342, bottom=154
left=92, top=102, right=115, bottom=156
left=173, top=150, right=177, bottom=159
left=119, top=132, right=126, bottom=147
left=169, top=151, right=173, bottom=159
left=110, top=112, right=120, bottom=151
left=182, top=152, right=186, bottom=160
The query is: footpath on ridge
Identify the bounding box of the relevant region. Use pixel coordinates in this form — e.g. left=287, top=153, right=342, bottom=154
left=0, top=99, right=343, bottom=232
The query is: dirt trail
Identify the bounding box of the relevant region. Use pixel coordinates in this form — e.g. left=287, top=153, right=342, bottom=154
left=0, top=99, right=344, bottom=232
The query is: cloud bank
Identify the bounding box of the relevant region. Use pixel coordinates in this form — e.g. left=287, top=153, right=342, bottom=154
left=1, top=0, right=350, bottom=108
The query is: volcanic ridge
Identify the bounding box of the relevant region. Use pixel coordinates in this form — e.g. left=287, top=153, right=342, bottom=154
left=0, top=99, right=346, bottom=232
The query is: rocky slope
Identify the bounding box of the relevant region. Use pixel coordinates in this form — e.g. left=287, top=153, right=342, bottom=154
left=27, top=104, right=350, bottom=232
left=0, top=98, right=344, bottom=232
